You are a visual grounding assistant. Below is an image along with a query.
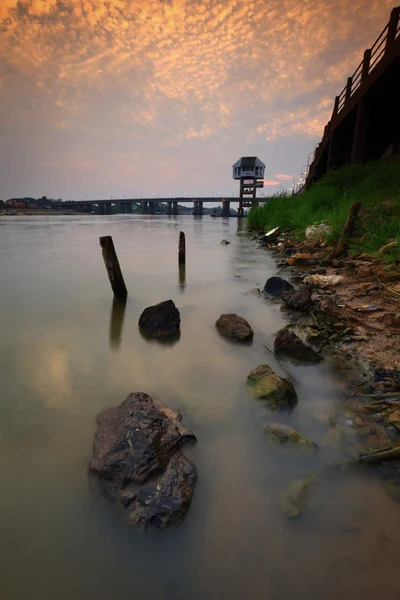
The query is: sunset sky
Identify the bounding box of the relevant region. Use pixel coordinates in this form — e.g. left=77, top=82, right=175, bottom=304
left=0, top=0, right=397, bottom=200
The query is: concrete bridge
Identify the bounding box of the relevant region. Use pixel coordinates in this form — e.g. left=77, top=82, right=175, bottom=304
left=306, top=6, right=400, bottom=188
left=48, top=197, right=241, bottom=217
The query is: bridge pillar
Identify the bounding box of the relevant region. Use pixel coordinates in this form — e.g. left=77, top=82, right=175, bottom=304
left=167, top=201, right=173, bottom=215
left=172, top=201, right=178, bottom=216
left=105, top=202, right=112, bottom=215
left=193, top=201, right=203, bottom=216
left=222, top=200, right=230, bottom=217
left=127, top=202, right=132, bottom=214
left=85, top=203, right=92, bottom=213
left=238, top=202, right=244, bottom=218
left=141, top=201, right=149, bottom=214
left=148, top=202, right=155, bottom=215
left=120, top=202, right=126, bottom=214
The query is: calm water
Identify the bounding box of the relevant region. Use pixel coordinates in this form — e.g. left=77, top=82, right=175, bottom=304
left=1, top=215, right=399, bottom=600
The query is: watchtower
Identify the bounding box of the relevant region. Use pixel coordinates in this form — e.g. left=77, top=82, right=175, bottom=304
left=232, top=157, right=265, bottom=216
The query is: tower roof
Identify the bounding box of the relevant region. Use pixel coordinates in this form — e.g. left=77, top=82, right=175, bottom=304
left=232, top=156, right=265, bottom=168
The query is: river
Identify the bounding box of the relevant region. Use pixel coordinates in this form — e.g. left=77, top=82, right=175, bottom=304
left=0, top=215, right=399, bottom=599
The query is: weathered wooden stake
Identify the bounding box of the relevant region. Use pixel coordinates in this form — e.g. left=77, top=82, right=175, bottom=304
left=178, top=231, right=186, bottom=264
left=99, top=235, right=128, bottom=298
left=334, top=201, right=362, bottom=258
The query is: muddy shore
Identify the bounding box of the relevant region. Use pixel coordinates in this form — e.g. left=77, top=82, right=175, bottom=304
left=249, top=228, right=400, bottom=502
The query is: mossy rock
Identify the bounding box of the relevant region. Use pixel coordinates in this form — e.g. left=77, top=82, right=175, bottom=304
left=246, top=364, right=297, bottom=410
left=384, top=408, right=400, bottom=433
left=264, top=422, right=317, bottom=453
left=279, top=476, right=315, bottom=519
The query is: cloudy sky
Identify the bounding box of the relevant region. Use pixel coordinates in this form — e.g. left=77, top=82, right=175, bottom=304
left=0, top=0, right=397, bottom=200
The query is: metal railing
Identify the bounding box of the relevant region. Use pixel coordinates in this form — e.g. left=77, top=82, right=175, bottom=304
left=335, top=7, right=399, bottom=116
left=304, top=7, right=400, bottom=188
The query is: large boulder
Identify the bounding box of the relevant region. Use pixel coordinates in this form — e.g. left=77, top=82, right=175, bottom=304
left=246, top=364, right=297, bottom=410
left=282, top=285, right=313, bottom=312
left=139, top=299, right=180, bottom=338
left=89, top=392, right=197, bottom=531
left=263, top=276, right=294, bottom=297
left=274, top=329, right=321, bottom=363
left=215, top=314, right=254, bottom=341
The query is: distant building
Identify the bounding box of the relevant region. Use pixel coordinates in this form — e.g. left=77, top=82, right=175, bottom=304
left=232, top=156, right=265, bottom=180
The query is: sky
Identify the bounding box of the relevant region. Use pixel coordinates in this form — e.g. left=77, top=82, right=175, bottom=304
left=0, top=0, right=397, bottom=200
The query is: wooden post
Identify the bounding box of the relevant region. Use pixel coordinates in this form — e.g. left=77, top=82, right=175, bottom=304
left=178, top=231, right=186, bottom=264
left=345, top=76, right=352, bottom=103
left=99, top=236, right=128, bottom=297
left=385, top=7, right=400, bottom=55
left=361, top=49, right=371, bottom=82
left=334, top=201, right=362, bottom=257
left=332, top=96, right=339, bottom=119
left=179, top=263, right=186, bottom=289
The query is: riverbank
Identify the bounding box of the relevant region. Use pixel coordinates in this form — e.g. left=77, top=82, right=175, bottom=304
left=248, top=224, right=400, bottom=501
left=249, top=158, right=400, bottom=266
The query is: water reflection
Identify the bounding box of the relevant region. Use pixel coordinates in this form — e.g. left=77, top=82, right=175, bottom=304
left=109, top=296, right=127, bottom=350
left=138, top=328, right=181, bottom=346
left=179, top=263, right=186, bottom=291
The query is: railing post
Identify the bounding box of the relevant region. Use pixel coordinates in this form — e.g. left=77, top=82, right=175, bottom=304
left=345, top=77, right=352, bottom=103
left=386, top=7, right=400, bottom=54
left=332, top=96, right=339, bottom=119
left=361, top=48, right=372, bottom=82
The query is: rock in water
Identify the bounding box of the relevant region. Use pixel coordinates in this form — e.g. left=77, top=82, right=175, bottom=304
left=263, top=276, right=294, bottom=297
left=280, top=477, right=315, bottom=518
left=264, top=422, right=317, bottom=452
left=215, top=314, right=254, bottom=341
left=282, top=285, right=313, bottom=312
left=89, top=392, right=197, bottom=531
left=138, top=300, right=180, bottom=338
left=220, top=239, right=231, bottom=245
left=246, top=364, right=297, bottom=410
left=274, top=329, right=321, bottom=363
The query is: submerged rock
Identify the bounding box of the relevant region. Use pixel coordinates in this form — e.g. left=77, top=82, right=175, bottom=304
left=89, top=392, right=197, bottom=531
left=263, top=276, right=294, bottom=297
left=246, top=364, right=297, bottom=410
left=264, top=422, right=317, bottom=452
left=138, top=299, right=180, bottom=338
left=280, top=476, right=315, bottom=518
left=220, top=239, right=231, bottom=245
left=274, top=329, right=321, bottom=363
left=246, top=288, right=261, bottom=296
left=282, top=285, right=313, bottom=312
left=215, top=314, right=254, bottom=341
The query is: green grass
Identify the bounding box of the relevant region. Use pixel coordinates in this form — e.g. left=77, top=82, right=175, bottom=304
left=248, top=158, right=400, bottom=264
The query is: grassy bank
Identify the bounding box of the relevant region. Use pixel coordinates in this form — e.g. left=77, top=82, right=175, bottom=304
left=248, top=158, right=400, bottom=264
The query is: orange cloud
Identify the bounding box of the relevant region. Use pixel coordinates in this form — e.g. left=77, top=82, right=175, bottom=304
left=0, top=0, right=395, bottom=142
left=275, top=174, right=293, bottom=181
